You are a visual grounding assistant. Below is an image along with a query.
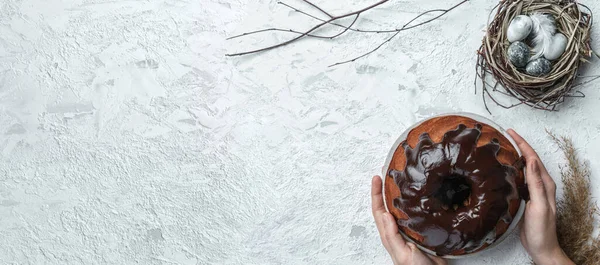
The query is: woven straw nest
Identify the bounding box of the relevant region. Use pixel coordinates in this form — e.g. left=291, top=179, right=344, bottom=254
left=476, top=0, right=594, bottom=111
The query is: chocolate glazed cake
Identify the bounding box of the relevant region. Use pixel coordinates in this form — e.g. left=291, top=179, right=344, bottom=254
left=384, top=115, right=525, bottom=256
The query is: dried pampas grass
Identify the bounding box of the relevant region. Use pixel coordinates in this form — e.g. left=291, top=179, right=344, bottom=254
left=547, top=131, right=600, bottom=265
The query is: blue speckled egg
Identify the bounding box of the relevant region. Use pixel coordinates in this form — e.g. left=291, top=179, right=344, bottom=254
left=526, top=58, right=552, bottom=77
left=507, top=41, right=530, bottom=68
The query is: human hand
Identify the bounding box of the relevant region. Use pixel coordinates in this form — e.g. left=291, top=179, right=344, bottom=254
left=371, top=175, right=447, bottom=265
left=507, top=129, right=574, bottom=265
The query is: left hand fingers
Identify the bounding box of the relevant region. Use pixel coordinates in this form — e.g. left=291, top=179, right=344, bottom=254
left=371, top=176, right=388, bottom=246
left=373, top=175, right=448, bottom=265
left=508, top=129, right=553, bottom=177
left=382, top=212, right=407, bottom=254
left=371, top=176, right=386, bottom=219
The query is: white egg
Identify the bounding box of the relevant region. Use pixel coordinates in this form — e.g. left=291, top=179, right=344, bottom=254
left=544, top=33, right=568, bottom=60
left=507, top=15, right=533, bottom=42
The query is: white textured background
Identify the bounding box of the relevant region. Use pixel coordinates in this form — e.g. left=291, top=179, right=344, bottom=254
left=1, top=0, right=600, bottom=264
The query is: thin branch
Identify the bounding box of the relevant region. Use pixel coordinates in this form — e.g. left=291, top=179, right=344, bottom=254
left=226, top=13, right=358, bottom=41
left=225, top=0, right=390, bottom=57
left=329, top=0, right=468, bottom=67
left=225, top=2, right=362, bottom=39
left=279, top=1, right=465, bottom=34
left=227, top=28, right=333, bottom=40
left=278, top=2, right=353, bottom=31
left=564, top=91, right=585, bottom=98
left=328, top=31, right=400, bottom=67
left=401, top=2, right=467, bottom=31
left=302, top=0, right=333, bottom=18
left=225, top=4, right=357, bottom=43
left=572, top=75, right=600, bottom=87
left=329, top=14, right=359, bottom=39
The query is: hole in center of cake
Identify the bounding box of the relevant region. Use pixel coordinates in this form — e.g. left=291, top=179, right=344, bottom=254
left=434, top=174, right=471, bottom=211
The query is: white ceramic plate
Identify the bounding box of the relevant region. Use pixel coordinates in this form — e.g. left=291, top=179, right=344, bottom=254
left=381, top=112, right=526, bottom=259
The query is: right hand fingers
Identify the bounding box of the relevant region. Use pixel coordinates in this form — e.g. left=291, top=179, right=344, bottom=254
left=528, top=158, right=557, bottom=213
left=507, top=129, right=551, bottom=177
left=507, top=129, right=557, bottom=207
left=526, top=158, right=548, bottom=205
left=508, top=129, right=541, bottom=161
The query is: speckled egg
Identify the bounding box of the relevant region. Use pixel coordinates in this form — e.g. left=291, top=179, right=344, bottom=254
left=526, top=58, right=552, bottom=76
left=507, top=41, right=531, bottom=68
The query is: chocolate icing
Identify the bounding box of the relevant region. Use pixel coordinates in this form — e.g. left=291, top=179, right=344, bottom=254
left=389, top=124, right=519, bottom=255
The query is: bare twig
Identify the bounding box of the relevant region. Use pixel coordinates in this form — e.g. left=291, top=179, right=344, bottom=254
left=328, top=14, right=360, bottom=40
left=242, top=1, right=392, bottom=39
left=278, top=2, right=357, bottom=32
left=572, top=75, right=600, bottom=87
left=328, top=30, right=400, bottom=67
left=227, top=28, right=333, bottom=40
left=302, top=0, right=333, bottom=18
left=225, top=0, right=390, bottom=57
left=279, top=2, right=456, bottom=34
left=329, top=0, right=468, bottom=67
left=226, top=0, right=467, bottom=63
left=226, top=13, right=359, bottom=41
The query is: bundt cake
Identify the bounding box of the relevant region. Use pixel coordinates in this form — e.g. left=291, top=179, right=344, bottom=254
left=384, top=115, right=525, bottom=256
